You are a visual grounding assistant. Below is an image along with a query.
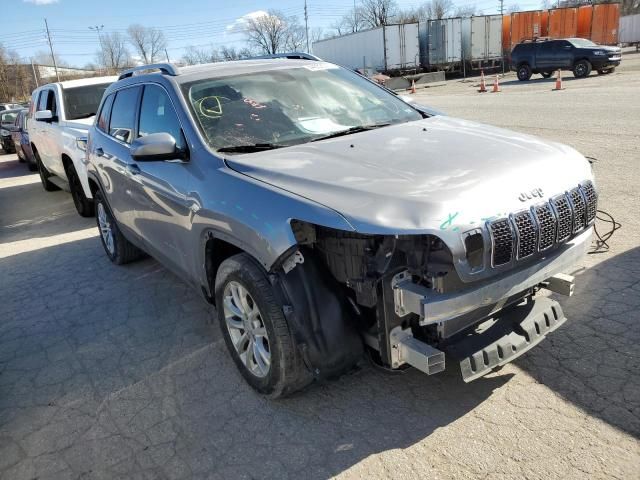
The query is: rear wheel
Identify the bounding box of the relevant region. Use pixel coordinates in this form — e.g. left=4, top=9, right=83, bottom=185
left=541, top=72, right=553, bottom=78
left=573, top=59, right=592, bottom=78
left=34, top=148, right=60, bottom=192
left=215, top=253, right=311, bottom=398
left=65, top=162, right=94, bottom=217
left=94, top=189, right=144, bottom=265
left=517, top=64, right=532, bottom=81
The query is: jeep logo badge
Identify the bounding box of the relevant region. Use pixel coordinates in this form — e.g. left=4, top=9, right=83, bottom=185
left=519, top=188, right=544, bottom=202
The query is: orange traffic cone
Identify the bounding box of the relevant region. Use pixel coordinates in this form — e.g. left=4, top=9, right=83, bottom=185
left=478, top=70, right=487, bottom=93
left=553, top=69, right=564, bottom=91
left=492, top=74, right=501, bottom=92
left=410, top=79, right=417, bottom=94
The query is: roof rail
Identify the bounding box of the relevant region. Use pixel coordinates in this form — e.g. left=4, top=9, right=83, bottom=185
left=118, top=63, right=179, bottom=80
left=247, top=52, right=322, bottom=61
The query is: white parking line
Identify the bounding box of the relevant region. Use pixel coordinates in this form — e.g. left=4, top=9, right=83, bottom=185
left=0, top=227, right=98, bottom=259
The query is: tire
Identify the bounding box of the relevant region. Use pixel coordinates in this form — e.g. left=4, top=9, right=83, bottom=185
left=65, top=162, right=94, bottom=217
left=34, top=148, right=60, bottom=192
left=94, top=189, right=144, bottom=265
left=17, top=150, right=25, bottom=162
left=573, top=59, right=592, bottom=78
left=215, top=253, right=311, bottom=398
left=517, top=64, right=532, bottom=81
left=541, top=72, right=553, bottom=78
left=27, top=160, right=38, bottom=172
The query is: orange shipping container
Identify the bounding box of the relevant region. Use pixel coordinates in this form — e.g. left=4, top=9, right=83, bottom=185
left=541, top=10, right=549, bottom=37
left=548, top=8, right=578, bottom=38
left=502, top=14, right=511, bottom=53
left=577, top=5, right=593, bottom=39
left=591, top=3, right=620, bottom=44
left=510, top=10, right=544, bottom=50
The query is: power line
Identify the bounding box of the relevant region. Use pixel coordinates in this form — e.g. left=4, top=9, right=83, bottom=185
left=44, top=18, right=60, bottom=82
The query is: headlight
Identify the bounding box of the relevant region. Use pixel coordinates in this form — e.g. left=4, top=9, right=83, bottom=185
left=0, top=129, right=8, bottom=136
left=76, top=137, right=87, bottom=151
left=594, top=51, right=607, bottom=56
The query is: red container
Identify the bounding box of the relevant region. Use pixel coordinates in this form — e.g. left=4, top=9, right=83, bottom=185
left=510, top=10, right=544, bottom=50
left=548, top=8, right=578, bottom=39
left=502, top=14, right=512, bottom=53
left=577, top=5, right=593, bottom=39
left=541, top=10, right=549, bottom=37
left=591, top=3, right=620, bottom=45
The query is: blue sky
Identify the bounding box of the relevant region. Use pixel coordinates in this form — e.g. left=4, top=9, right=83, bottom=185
left=2, top=0, right=533, bottom=66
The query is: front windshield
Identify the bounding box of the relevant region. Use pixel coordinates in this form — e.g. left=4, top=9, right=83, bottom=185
left=62, top=83, right=111, bottom=121
left=182, top=63, right=423, bottom=151
left=569, top=38, right=597, bottom=48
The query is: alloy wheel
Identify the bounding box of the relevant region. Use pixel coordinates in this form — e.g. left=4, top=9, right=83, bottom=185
left=97, top=202, right=115, bottom=256
left=222, top=280, right=271, bottom=378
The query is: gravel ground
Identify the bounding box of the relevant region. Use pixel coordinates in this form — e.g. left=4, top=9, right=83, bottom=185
left=0, top=53, right=639, bottom=480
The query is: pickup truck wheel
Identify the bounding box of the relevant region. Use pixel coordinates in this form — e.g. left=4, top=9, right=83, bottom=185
left=215, top=253, right=310, bottom=398
left=66, top=163, right=94, bottom=217
left=573, top=60, right=592, bottom=78
left=34, top=149, right=60, bottom=192
left=541, top=72, right=553, bottom=78
left=94, top=190, right=144, bottom=265
left=517, top=64, right=532, bottom=81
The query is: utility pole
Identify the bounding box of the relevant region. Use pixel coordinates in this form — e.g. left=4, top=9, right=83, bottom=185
left=499, top=0, right=505, bottom=75
left=304, top=0, right=310, bottom=53
left=165, top=48, right=170, bottom=63
left=354, top=0, right=358, bottom=31
left=89, top=25, right=104, bottom=74
left=44, top=18, right=60, bottom=82
left=31, top=58, right=39, bottom=88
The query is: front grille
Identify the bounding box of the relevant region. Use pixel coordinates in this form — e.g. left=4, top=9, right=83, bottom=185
left=513, top=211, right=538, bottom=259
left=569, top=188, right=587, bottom=233
left=489, top=219, right=513, bottom=266
left=488, top=180, right=597, bottom=269
left=552, top=195, right=573, bottom=242
left=534, top=204, right=556, bottom=250
left=581, top=181, right=598, bottom=224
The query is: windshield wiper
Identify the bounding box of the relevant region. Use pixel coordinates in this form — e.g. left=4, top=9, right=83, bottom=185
left=310, top=123, right=391, bottom=142
left=217, top=143, right=289, bottom=153
left=73, top=113, right=96, bottom=119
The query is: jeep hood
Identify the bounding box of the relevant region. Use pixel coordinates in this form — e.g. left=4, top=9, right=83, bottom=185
left=224, top=116, right=593, bottom=234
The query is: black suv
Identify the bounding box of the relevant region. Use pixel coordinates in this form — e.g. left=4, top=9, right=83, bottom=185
left=511, top=38, right=621, bottom=81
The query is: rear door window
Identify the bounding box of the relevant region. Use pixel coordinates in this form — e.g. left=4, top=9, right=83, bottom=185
left=108, top=87, right=141, bottom=144
left=46, top=90, right=58, bottom=118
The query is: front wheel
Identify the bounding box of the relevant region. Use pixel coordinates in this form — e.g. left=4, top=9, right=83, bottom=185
left=215, top=253, right=311, bottom=398
left=517, top=64, right=532, bottom=81
left=65, top=162, right=94, bottom=217
left=573, top=60, right=592, bottom=78
left=94, top=190, right=144, bottom=265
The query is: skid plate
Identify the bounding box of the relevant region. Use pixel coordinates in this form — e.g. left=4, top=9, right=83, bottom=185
left=446, top=297, right=566, bottom=382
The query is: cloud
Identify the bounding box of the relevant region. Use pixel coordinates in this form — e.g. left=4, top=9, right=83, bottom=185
left=23, top=0, right=59, bottom=4
left=226, top=10, right=268, bottom=34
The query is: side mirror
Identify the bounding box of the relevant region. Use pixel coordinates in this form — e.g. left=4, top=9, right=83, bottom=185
left=35, top=110, right=53, bottom=122
left=130, top=132, right=185, bottom=161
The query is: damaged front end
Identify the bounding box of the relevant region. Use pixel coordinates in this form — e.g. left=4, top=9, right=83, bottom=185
left=284, top=213, right=592, bottom=382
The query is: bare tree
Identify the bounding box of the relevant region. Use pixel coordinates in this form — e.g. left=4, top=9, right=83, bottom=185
left=127, top=24, right=167, bottom=64
left=311, top=27, right=324, bottom=43
left=244, top=10, right=302, bottom=55
left=32, top=49, right=68, bottom=68
left=285, top=19, right=306, bottom=51
left=182, top=45, right=220, bottom=65
left=98, top=32, right=131, bottom=74
left=421, top=0, right=454, bottom=20
left=507, top=3, right=522, bottom=13
left=219, top=45, right=253, bottom=61
left=329, top=8, right=367, bottom=36
left=396, top=8, right=422, bottom=23
left=454, top=4, right=477, bottom=17
left=359, top=0, right=398, bottom=28
left=620, top=0, right=640, bottom=15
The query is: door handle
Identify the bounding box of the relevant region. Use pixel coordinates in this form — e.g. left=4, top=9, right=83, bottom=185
left=126, top=164, right=141, bottom=176
left=96, top=147, right=104, bottom=157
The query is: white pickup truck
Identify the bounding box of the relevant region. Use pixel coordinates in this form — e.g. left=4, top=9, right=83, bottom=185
left=28, top=76, right=116, bottom=216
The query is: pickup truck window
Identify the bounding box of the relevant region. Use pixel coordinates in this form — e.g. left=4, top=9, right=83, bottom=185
left=138, top=84, right=186, bottom=151
left=62, top=83, right=111, bottom=121
left=183, top=65, right=422, bottom=152
left=109, top=86, right=141, bottom=144
left=36, top=90, right=48, bottom=112
left=46, top=91, right=57, bottom=118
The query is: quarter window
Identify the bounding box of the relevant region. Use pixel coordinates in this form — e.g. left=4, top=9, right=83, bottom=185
left=138, top=84, right=186, bottom=151
left=109, top=87, right=140, bottom=144
left=97, top=94, right=115, bottom=133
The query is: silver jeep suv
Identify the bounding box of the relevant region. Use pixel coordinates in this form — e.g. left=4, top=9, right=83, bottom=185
left=86, top=59, right=597, bottom=397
